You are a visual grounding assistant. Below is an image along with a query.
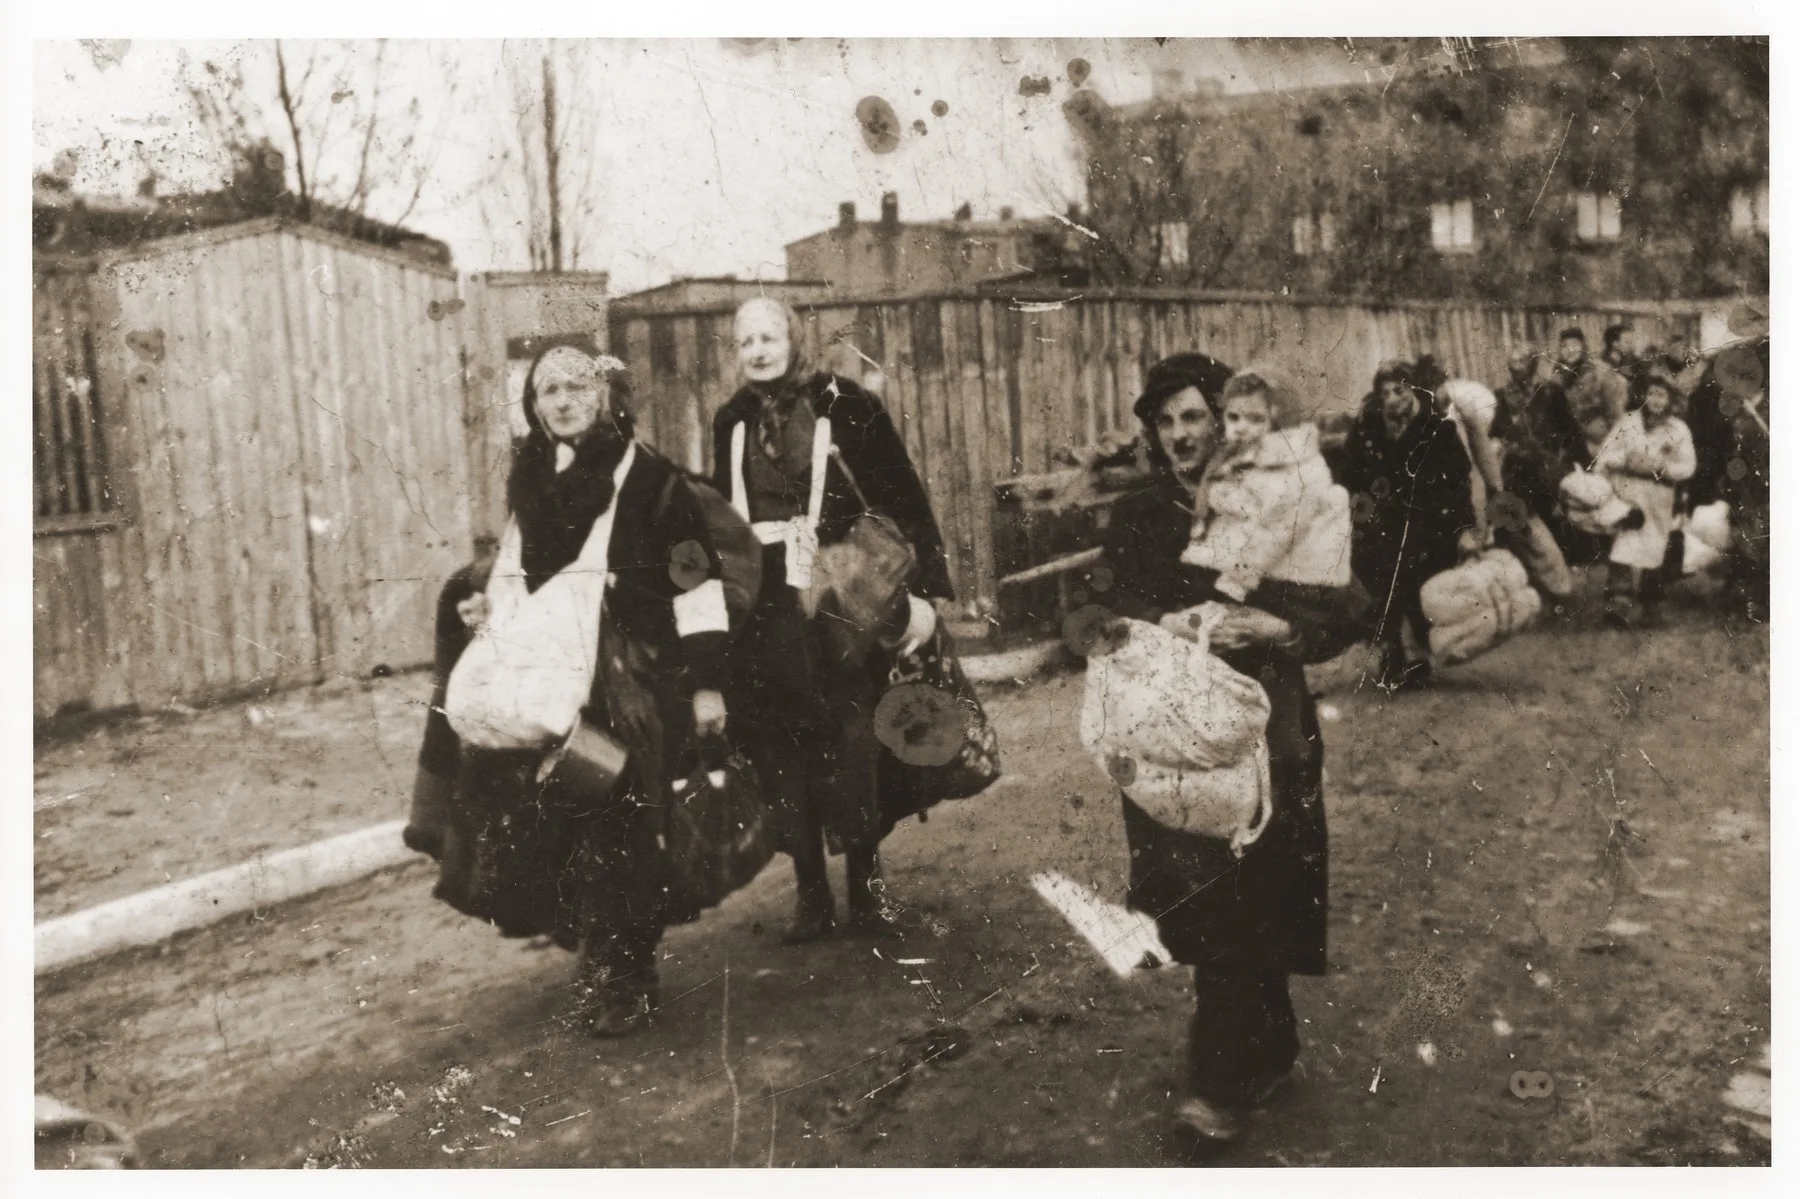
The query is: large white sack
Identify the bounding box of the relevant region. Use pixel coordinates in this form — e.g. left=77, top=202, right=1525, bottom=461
left=1080, top=616, right=1274, bottom=852
left=1682, top=501, right=1732, bottom=575
left=445, top=447, right=635, bottom=750
left=1421, top=548, right=1541, bottom=665
left=1107, top=740, right=1273, bottom=853
left=1079, top=617, right=1270, bottom=772
left=1559, top=468, right=1634, bottom=534
left=1420, top=547, right=1531, bottom=629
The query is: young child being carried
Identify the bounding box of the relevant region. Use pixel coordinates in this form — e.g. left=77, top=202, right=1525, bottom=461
left=1179, top=366, right=1353, bottom=601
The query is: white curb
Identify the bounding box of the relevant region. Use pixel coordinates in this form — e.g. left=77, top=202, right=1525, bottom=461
left=35, top=820, right=415, bottom=976
left=34, top=645, right=1068, bottom=977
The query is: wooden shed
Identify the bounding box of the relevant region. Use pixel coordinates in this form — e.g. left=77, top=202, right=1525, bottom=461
left=33, top=218, right=472, bottom=720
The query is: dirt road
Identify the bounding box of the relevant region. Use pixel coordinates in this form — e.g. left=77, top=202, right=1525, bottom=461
left=34, top=601, right=1771, bottom=1167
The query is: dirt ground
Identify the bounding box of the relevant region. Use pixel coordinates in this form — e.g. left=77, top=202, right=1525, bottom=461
left=33, top=673, right=430, bottom=921
left=34, top=582, right=1771, bottom=1167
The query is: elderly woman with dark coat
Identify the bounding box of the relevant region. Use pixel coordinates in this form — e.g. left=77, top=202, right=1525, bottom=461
left=405, top=342, right=758, bottom=1038
left=1337, top=359, right=1477, bottom=692
left=711, top=298, right=954, bottom=942
left=1095, top=354, right=1371, bottom=1149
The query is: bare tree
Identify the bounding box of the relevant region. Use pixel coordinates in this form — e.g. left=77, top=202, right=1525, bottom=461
left=178, top=40, right=456, bottom=229
left=484, top=40, right=605, bottom=273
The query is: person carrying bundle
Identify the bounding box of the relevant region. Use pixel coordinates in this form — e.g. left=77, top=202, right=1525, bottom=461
left=711, top=297, right=959, bottom=943
left=405, top=342, right=765, bottom=1038
left=1593, top=369, right=1696, bottom=627
left=1089, top=353, right=1371, bottom=1151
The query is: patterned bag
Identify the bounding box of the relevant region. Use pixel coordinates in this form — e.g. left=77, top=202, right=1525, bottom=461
left=875, top=624, right=1002, bottom=830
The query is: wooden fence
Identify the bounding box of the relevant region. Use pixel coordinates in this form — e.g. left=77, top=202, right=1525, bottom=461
left=610, top=291, right=1705, bottom=621
left=34, top=242, right=1713, bottom=720
left=32, top=220, right=470, bottom=719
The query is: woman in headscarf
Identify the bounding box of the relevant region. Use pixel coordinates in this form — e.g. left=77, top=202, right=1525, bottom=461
left=711, top=297, right=953, bottom=943
left=1593, top=367, right=1697, bottom=627
left=405, top=340, right=758, bottom=1037
left=1094, top=353, right=1370, bottom=1151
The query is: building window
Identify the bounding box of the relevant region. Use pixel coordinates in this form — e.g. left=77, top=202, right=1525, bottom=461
left=1292, top=211, right=1337, bottom=256
left=1429, top=199, right=1476, bottom=252
left=1575, top=192, right=1623, bottom=242
left=1158, top=221, right=1190, bottom=270
left=1730, top=182, right=1770, bottom=237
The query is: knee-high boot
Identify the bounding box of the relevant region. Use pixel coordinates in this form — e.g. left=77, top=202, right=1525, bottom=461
left=784, top=820, right=836, bottom=944
left=845, top=844, right=902, bottom=938
left=577, top=921, right=661, bottom=1038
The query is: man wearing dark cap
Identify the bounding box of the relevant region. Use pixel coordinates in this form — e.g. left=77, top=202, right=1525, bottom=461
left=1092, top=352, right=1370, bottom=1150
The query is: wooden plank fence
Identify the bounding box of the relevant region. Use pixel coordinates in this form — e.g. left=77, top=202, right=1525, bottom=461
left=34, top=234, right=1714, bottom=720
left=33, top=220, right=470, bottom=720
left=611, top=291, right=1705, bottom=623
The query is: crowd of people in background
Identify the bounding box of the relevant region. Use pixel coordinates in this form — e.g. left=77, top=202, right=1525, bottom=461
left=1329, top=321, right=1770, bottom=692
left=395, top=299, right=1768, bottom=1159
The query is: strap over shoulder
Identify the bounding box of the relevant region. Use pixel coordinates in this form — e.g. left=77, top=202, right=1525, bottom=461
left=729, top=414, right=834, bottom=528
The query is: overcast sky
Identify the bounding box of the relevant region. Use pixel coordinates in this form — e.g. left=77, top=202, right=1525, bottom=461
left=36, top=38, right=1420, bottom=293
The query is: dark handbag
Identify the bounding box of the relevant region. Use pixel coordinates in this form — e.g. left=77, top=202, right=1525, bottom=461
left=661, top=740, right=775, bottom=910
left=805, top=446, right=917, bottom=657
left=875, top=624, right=1002, bottom=831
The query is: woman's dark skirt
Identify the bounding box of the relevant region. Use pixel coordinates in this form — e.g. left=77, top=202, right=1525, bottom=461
left=729, top=544, right=885, bottom=855
left=419, top=617, right=698, bottom=946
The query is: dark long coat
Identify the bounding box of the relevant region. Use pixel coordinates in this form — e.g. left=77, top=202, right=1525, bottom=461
left=711, top=372, right=954, bottom=602
left=1336, top=401, right=1475, bottom=614
left=1098, top=472, right=1372, bottom=976
left=409, top=448, right=757, bottom=944
left=710, top=373, right=957, bottom=850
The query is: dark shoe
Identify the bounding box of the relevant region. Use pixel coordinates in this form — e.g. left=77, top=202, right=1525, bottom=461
left=782, top=897, right=836, bottom=944
left=845, top=849, right=903, bottom=938
left=587, top=983, right=657, bottom=1038
left=572, top=935, right=659, bottom=1037
left=1172, top=1096, right=1245, bottom=1147
left=400, top=824, right=443, bottom=859
left=1250, top=1064, right=1297, bottom=1109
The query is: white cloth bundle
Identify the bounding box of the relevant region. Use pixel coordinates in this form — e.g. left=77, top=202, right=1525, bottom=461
left=1559, top=468, right=1634, bottom=534
left=445, top=445, right=636, bottom=750
left=1079, top=615, right=1273, bottom=853
left=1420, top=547, right=1541, bottom=665
left=1681, top=500, right=1732, bottom=575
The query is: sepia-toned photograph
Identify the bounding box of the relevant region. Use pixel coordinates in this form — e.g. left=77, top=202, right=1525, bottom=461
left=24, top=22, right=1773, bottom=1173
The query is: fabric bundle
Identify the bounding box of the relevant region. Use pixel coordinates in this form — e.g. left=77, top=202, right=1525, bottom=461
left=1420, top=547, right=1542, bottom=665
left=1681, top=500, right=1732, bottom=575
left=1079, top=614, right=1273, bottom=854
left=1559, top=467, right=1635, bottom=534
left=445, top=446, right=637, bottom=749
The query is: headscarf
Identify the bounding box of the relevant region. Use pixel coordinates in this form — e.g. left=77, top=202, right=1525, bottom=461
left=1630, top=367, right=1685, bottom=423
left=735, top=297, right=819, bottom=464
left=1132, top=352, right=1235, bottom=470
left=506, top=341, right=637, bottom=591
